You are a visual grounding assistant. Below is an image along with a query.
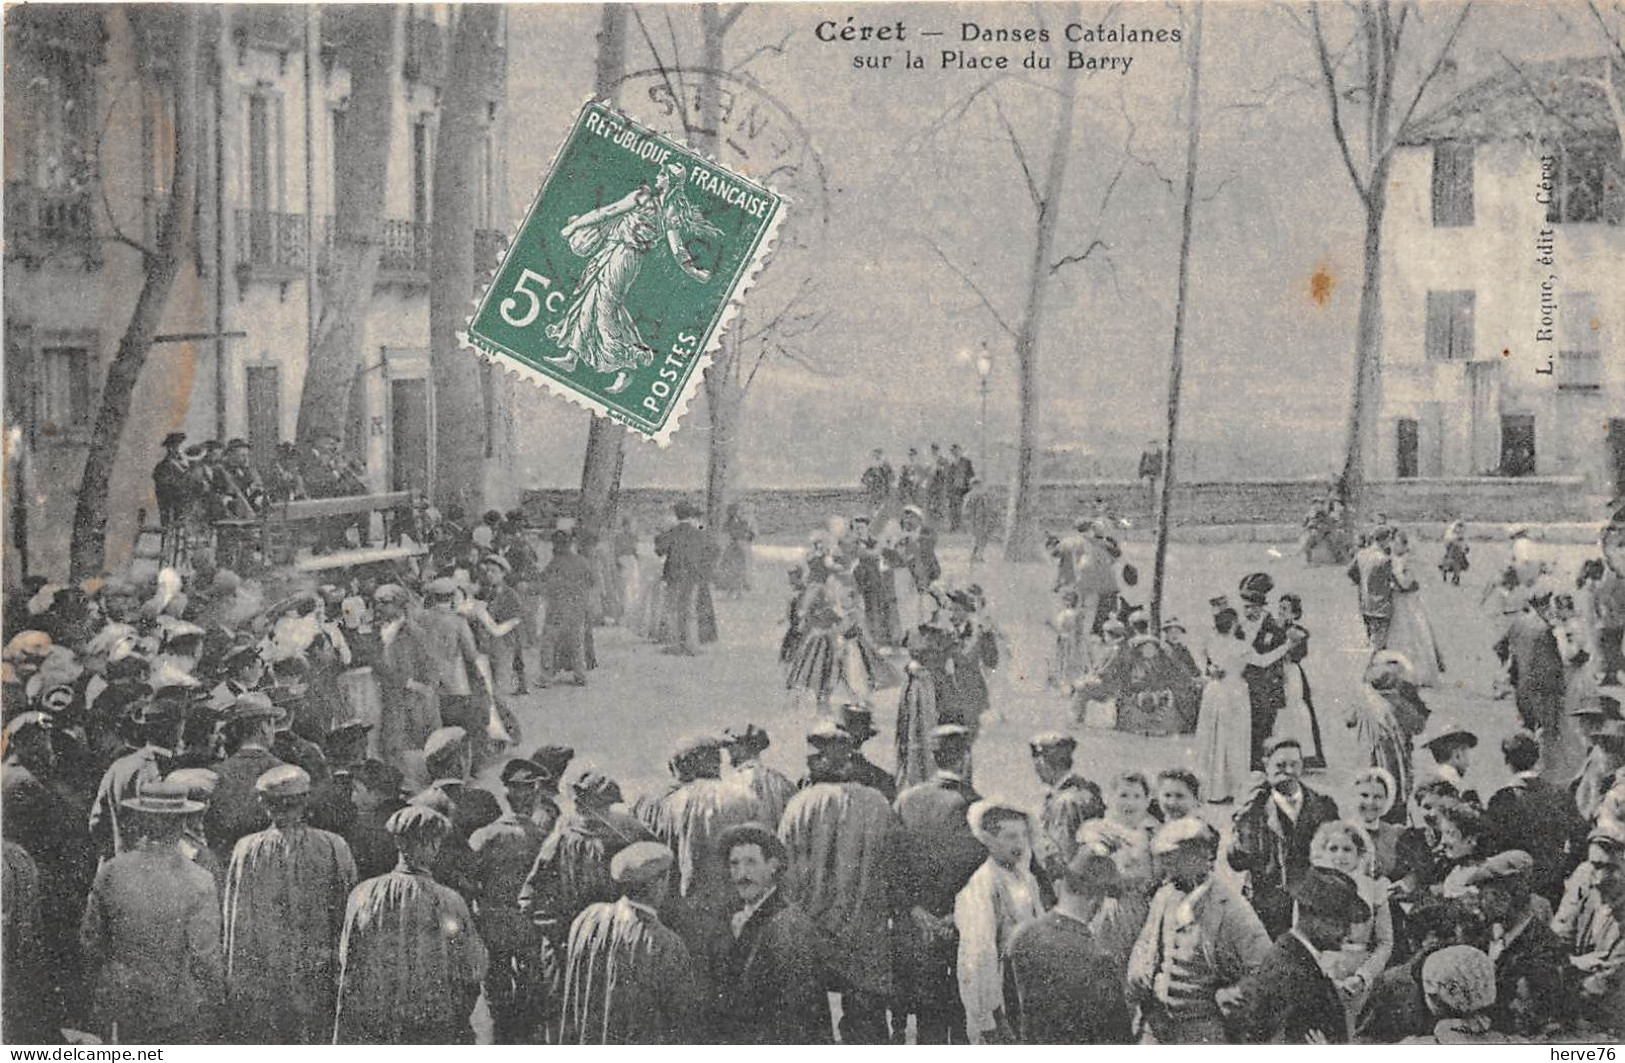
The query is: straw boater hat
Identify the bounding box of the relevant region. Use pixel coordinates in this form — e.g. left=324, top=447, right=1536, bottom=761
left=121, top=778, right=205, bottom=817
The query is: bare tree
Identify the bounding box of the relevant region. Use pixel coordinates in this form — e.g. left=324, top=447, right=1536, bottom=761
left=1300, top=0, right=1472, bottom=519
left=575, top=5, right=631, bottom=542
left=432, top=5, right=503, bottom=514
left=69, top=8, right=199, bottom=579
left=907, top=1, right=1124, bottom=562
left=294, top=5, right=401, bottom=451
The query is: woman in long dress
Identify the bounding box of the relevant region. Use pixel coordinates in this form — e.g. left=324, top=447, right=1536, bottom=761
left=546, top=164, right=722, bottom=394
left=713, top=503, right=756, bottom=598
left=1275, top=593, right=1328, bottom=770
left=1194, top=608, right=1252, bottom=803
left=894, top=605, right=956, bottom=790
left=1386, top=530, right=1446, bottom=686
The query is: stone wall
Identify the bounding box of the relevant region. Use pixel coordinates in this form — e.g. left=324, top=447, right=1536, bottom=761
left=521, top=475, right=1594, bottom=538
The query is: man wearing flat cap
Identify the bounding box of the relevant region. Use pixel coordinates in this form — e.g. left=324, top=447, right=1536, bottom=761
left=635, top=734, right=758, bottom=995
left=222, top=765, right=357, bottom=1043
left=1459, top=849, right=1565, bottom=1035
left=1552, top=821, right=1625, bottom=1032
left=723, top=724, right=797, bottom=828
left=1006, top=848, right=1132, bottom=1043
left=892, top=723, right=985, bottom=1043
left=1028, top=731, right=1105, bottom=898
left=778, top=723, right=900, bottom=1043
left=1227, top=865, right=1369, bottom=1042
left=1127, top=817, right=1271, bottom=1043
left=79, top=780, right=224, bottom=1043
left=518, top=770, right=656, bottom=1038
left=206, top=692, right=287, bottom=860
left=714, top=823, right=831, bottom=1044
left=468, top=758, right=552, bottom=1043
left=334, top=805, right=488, bottom=1043
left=558, top=841, right=706, bottom=1043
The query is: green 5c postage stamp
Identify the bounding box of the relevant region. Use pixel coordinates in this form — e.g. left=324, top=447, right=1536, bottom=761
left=462, top=100, right=786, bottom=446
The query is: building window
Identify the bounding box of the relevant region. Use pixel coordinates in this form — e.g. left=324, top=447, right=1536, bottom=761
left=1558, top=291, right=1604, bottom=390
left=1431, top=141, right=1474, bottom=227
left=1396, top=419, right=1419, bottom=479
left=1547, top=139, right=1624, bottom=225
left=1500, top=414, right=1536, bottom=477
left=38, top=343, right=94, bottom=440
left=1424, top=290, right=1475, bottom=362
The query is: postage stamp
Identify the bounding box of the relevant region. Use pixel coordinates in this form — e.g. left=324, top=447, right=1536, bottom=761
left=462, top=99, right=787, bottom=446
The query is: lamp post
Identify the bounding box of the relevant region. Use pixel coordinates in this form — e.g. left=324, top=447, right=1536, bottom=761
left=975, top=343, right=993, bottom=474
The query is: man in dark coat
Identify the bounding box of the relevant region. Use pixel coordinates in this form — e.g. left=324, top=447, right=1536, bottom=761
left=654, top=502, right=719, bottom=655
left=1005, top=849, right=1132, bottom=1043
left=715, top=824, right=831, bottom=1043
left=1228, top=737, right=1341, bottom=938
left=468, top=758, right=552, bottom=1043
left=837, top=704, right=897, bottom=802
left=1484, top=729, right=1585, bottom=905
left=947, top=444, right=975, bottom=531
left=1347, top=526, right=1397, bottom=649
left=1027, top=732, right=1104, bottom=903
left=1239, top=572, right=1289, bottom=769
left=152, top=431, right=194, bottom=528
left=891, top=725, right=984, bottom=1043
left=860, top=449, right=893, bottom=514
left=207, top=695, right=288, bottom=860
left=1227, top=866, right=1367, bottom=1043
left=1496, top=591, right=1566, bottom=740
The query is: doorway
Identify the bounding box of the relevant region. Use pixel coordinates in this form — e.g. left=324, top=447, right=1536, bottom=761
left=390, top=377, right=430, bottom=494
left=1500, top=414, right=1536, bottom=477
left=1396, top=419, right=1419, bottom=479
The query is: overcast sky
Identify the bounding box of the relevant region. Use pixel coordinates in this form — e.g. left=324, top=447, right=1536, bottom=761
left=500, top=1, right=1589, bottom=489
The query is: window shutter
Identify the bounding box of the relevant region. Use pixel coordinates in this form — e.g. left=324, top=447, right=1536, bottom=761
left=1451, top=291, right=1475, bottom=362
left=1425, top=291, right=1449, bottom=361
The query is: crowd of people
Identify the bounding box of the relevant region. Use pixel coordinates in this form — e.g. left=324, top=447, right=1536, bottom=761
left=7, top=432, right=1625, bottom=1045
left=860, top=443, right=986, bottom=538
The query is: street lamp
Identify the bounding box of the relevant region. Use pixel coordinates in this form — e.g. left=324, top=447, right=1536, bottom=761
left=974, top=343, right=993, bottom=473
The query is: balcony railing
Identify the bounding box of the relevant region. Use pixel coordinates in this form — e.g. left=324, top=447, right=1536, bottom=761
left=379, top=219, right=431, bottom=283
left=234, top=208, right=306, bottom=286
left=5, top=182, right=101, bottom=268
left=404, top=17, right=447, bottom=86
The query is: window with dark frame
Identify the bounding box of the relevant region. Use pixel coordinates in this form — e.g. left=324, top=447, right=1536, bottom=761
left=1396, top=419, right=1419, bottom=479
left=1431, top=141, right=1475, bottom=227
left=1424, top=290, right=1476, bottom=362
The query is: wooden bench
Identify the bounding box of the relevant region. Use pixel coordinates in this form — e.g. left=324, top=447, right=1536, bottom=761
left=257, top=491, right=422, bottom=566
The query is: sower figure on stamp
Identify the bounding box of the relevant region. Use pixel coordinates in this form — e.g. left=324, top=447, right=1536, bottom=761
left=545, top=163, right=722, bottom=395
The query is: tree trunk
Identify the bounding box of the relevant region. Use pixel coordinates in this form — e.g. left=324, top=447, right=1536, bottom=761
left=696, top=7, right=735, bottom=538
left=1339, top=171, right=1388, bottom=520
left=1151, top=0, right=1205, bottom=629
left=69, top=9, right=199, bottom=579
left=295, top=5, right=399, bottom=450
left=1002, top=10, right=1080, bottom=563
left=431, top=5, right=499, bottom=515
left=574, top=4, right=630, bottom=541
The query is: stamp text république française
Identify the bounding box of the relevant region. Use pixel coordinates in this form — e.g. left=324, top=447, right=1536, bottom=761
left=812, top=16, right=1181, bottom=74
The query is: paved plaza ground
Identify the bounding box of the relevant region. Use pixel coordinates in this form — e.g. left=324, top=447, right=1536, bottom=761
left=490, top=532, right=1597, bottom=819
